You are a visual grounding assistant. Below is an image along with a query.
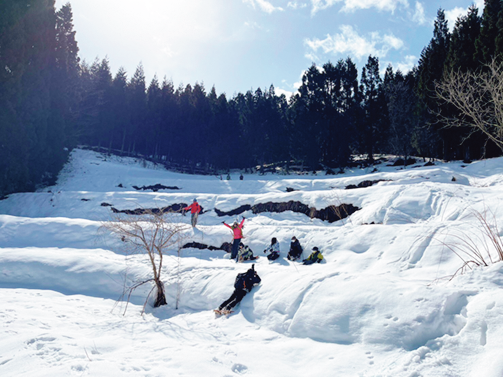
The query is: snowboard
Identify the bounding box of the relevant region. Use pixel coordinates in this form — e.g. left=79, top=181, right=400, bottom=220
left=214, top=309, right=234, bottom=317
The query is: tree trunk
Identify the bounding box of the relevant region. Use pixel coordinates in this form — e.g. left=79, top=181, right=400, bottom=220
left=154, top=278, right=167, bottom=307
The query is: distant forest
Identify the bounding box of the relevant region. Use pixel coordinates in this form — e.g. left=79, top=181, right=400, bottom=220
left=2, top=0, right=503, bottom=197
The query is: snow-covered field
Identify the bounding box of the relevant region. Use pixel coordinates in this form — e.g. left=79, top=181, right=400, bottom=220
left=1, top=149, right=503, bottom=376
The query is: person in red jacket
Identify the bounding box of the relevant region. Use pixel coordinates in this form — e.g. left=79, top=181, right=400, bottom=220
left=223, top=217, right=245, bottom=261
left=184, top=199, right=201, bottom=227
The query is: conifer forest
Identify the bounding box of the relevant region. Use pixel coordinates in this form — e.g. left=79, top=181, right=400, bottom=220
left=2, top=0, right=503, bottom=197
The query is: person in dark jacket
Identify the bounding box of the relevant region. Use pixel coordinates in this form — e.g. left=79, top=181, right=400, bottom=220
left=287, top=236, right=303, bottom=261
left=217, top=265, right=261, bottom=312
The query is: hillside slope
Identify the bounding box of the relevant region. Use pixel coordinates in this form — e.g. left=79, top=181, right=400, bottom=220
left=1, top=149, right=503, bottom=376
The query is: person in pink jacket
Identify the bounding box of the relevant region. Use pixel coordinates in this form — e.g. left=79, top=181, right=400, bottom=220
left=223, top=217, right=245, bottom=261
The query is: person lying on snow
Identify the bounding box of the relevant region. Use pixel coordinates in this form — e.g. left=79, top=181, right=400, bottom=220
left=303, top=247, right=324, bottom=265
left=287, top=236, right=303, bottom=261
left=237, top=242, right=259, bottom=262
left=216, top=264, right=261, bottom=314
left=264, top=237, right=280, bottom=261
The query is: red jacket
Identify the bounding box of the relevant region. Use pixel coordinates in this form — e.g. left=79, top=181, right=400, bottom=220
left=224, top=218, right=245, bottom=239
left=184, top=202, right=201, bottom=214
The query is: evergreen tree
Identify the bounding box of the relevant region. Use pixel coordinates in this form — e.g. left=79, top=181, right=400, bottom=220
left=383, top=67, right=419, bottom=161
left=128, top=63, right=147, bottom=155
left=110, top=67, right=130, bottom=154
left=145, top=76, right=162, bottom=158
left=359, top=56, right=387, bottom=163
left=0, top=1, right=30, bottom=195
left=445, top=6, right=481, bottom=73
left=417, top=8, right=452, bottom=159
left=475, top=0, right=503, bottom=63
left=53, top=2, right=80, bottom=148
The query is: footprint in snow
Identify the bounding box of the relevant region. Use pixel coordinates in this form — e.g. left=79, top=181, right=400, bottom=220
left=231, top=363, right=248, bottom=374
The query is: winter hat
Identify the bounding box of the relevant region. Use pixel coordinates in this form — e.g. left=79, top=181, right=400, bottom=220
left=312, top=247, right=319, bottom=251
left=193, top=198, right=197, bottom=202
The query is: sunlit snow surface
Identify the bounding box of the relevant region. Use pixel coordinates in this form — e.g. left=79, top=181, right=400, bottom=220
left=1, top=149, right=503, bottom=376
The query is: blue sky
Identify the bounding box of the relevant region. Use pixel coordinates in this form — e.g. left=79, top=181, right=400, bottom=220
left=55, top=0, right=484, bottom=97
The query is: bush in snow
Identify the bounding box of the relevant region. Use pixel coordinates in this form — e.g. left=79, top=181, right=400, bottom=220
left=102, top=210, right=188, bottom=313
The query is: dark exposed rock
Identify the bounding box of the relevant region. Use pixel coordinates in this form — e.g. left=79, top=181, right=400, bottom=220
left=111, top=203, right=190, bottom=215
left=101, top=202, right=113, bottom=207
left=390, top=158, right=416, bottom=167
left=345, top=179, right=389, bottom=190
left=215, top=200, right=359, bottom=223
left=286, top=187, right=296, bottom=192
left=214, top=205, right=252, bottom=217
left=113, top=201, right=359, bottom=223
left=182, top=241, right=232, bottom=253
left=132, top=184, right=180, bottom=192
left=81, top=198, right=90, bottom=201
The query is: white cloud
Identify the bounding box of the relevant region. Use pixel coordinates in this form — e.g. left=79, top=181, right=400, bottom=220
left=445, top=1, right=484, bottom=31
left=394, top=55, right=417, bottom=73
left=445, top=7, right=468, bottom=30
left=275, top=87, right=294, bottom=98
left=341, top=0, right=409, bottom=13
left=311, top=0, right=409, bottom=15
left=304, top=25, right=404, bottom=61
left=243, top=0, right=284, bottom=13
left=411, top=2, right=426, bottom=25
left=311, top=0, right=342, bottom=14
left=287, top=1, right=308, bottom=9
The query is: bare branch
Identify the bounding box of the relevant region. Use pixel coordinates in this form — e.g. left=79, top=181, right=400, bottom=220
left=436, top=59, right=503, bottom=151
left=101, top=209, right=189, bottom=314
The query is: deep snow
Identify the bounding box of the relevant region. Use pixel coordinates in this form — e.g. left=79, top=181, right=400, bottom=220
left=1, top=149, right=503, bottom=376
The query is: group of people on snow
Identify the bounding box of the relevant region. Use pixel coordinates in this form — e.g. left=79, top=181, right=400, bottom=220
left=181, top=199, right=325, bottom=315
left=221, top=217, right=323, bottom=265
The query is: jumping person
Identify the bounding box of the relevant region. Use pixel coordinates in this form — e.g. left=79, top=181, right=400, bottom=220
left=184, top=198, right=201, bottom=227
left=223, top=217, right=245, bottom=261
left=216, top=264, right=261, bottom=314
left=303, top=247, right=324, bottom=265
left=287, top=236, right=303, bottom=261
left=264, top=237, right=280, bottom=261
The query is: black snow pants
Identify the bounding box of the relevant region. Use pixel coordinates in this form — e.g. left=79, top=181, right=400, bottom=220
left=219, top=289, right=247, bottom=311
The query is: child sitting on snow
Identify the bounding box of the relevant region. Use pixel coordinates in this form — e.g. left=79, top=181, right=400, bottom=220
left=287, top=236, right=303, bottom=261
left=264, top=237, right=280, bottom=261
left=303, top=247, right=324, bottom=265
left=237, top=242, right=259, bottom=262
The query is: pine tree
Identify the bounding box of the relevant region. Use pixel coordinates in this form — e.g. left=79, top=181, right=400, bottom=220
left=359, top=56, right=387, bottom=163
left=417, top=8, right=453, bottom=159
left=446, top=6, right=481, bottom=73
left=475, top=0, right=503, bottom=64
left=128, top=63, right=147, bottom=155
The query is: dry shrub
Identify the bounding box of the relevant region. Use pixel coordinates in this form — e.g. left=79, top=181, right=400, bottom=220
left=435, top=208, right=503, bottom=279
left=102, top=209, right=188, bottom=314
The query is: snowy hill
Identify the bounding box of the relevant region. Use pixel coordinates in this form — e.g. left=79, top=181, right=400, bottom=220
left=1, top=149, right=503, bottom=376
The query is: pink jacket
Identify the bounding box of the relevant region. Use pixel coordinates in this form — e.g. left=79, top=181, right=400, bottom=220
left=224, top=218, right=245, bottom=239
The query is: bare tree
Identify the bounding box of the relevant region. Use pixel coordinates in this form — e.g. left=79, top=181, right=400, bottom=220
left=102, top=210, right=188, bottom=314
left=436, top=58, right=503, bottom=151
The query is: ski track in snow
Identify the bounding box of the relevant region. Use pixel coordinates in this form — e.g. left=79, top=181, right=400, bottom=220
left=1, top=149, right=503, bottom=376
